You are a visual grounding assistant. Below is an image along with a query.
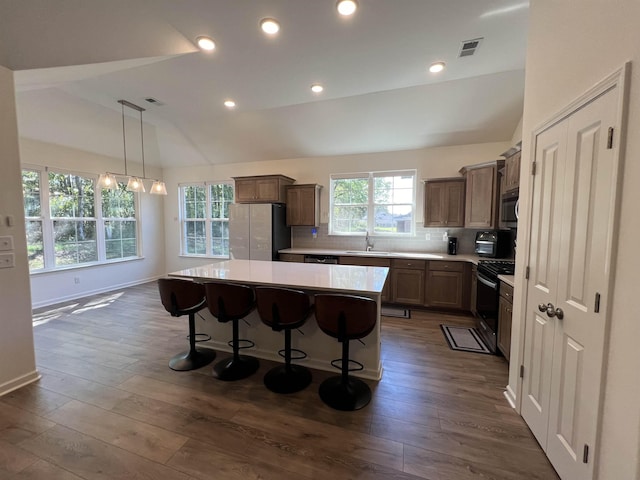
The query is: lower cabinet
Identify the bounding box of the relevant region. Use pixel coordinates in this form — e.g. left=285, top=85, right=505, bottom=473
left=497, top=281, right=514, bottom=361
left=424, top=261, right=470, bottom=310
left=279, top=253, right=305, bottom=262
left=390, top=259, right=426, bottom=305
left=470, top=264, right=478, bottom=316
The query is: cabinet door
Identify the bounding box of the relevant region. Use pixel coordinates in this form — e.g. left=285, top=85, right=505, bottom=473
left=255, top=178, right=280, bottom=202
left=497, top=295, right=512, bottom=361
left=445, top=181, right=465, bottom=226
left=235, top=179, right=257, bottom=202
left=470, top=265, right=478, bottom=316
left=423, top=180, right=464, bottom=227
left=465, top=165, right=497, bottom=228
left=279, top=253, right=304, bottom=262
left=425, top=269, right=464, bottom=309
left=392, top=268, right=424, bottom=305
left=286, top=185, right=319, bottom=226
left=505, top=152, right=521, bottom=192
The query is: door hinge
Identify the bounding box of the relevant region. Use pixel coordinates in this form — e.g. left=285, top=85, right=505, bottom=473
left=607, top=127, right=614, bottom=149
left=583, top=444, right=589, bottom=463
left=520, top=365, right=525, bottom=378
left=525, top=266, right=530, bottom=279
left=594, top=292, right=601, bottom=313
left=531, top=161, right=537, bottom=175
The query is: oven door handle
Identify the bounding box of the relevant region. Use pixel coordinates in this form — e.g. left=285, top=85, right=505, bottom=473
left=477, top=272, right=498, bottom=290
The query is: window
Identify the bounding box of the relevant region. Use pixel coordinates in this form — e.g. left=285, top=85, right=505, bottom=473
left=330, top=170, right=415, bottom=236
left=180, top=182, right=233, bottom=257
left=21, top=167, right=139, bottom=272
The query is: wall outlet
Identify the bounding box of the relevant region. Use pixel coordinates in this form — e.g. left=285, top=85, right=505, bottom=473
left=425, top=233, right=431, bottom=240
left=0, top=253, right=15, bottom=268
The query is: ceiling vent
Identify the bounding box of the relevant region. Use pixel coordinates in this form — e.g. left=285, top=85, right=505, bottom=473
left=145, top=97, right=164, bottom=106
left=459, top=37, right=483, bottom=57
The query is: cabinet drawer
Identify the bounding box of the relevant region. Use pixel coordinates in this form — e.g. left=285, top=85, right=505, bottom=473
left=391, top=259, right=426, bottom=270
left=428, top=260, right=464, bottom=272
left=339, top=256, right=391, bottom=267
left=500, top=282, right=514, bottom=303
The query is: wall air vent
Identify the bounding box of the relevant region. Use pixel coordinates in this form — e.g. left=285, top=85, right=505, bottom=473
left=459, top=37, right=483, bottom=57
left=145, top=97, right=165, bottom=106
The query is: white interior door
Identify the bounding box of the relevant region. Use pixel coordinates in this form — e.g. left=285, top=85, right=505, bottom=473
left=521, top=119, right=568, bottom=446
left=522, top=83, right=622, bottom=480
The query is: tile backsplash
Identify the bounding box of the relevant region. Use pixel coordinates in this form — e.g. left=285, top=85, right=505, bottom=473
left=292, top=223, right=483, bottom=255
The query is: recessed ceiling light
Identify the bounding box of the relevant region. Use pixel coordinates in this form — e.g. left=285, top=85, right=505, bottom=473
left=196, top=36, right=215, bottom=51
left=260, top=18, right=280, bottom=35
left=429, top=61, right=446, bottom=73
left=224, top=100, right=236, bottom=108
left=337, top=0, right=358, bottom=16
left=311, top=84, right=324, bottom=93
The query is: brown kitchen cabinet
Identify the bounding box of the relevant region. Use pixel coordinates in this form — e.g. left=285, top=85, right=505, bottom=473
left=460, top=161, right=503, bottom=229
left=424, top=260, right=470, bottom=310
left=286, top=184, right=321, bottom=226
left=339, top=256, right=392, bottom=302
left=503, top=151, right=521, bottom=192
left=390, top=259, right=425, bottom=306
left=232, top=174, right=295, bottom=203
left=423, top=178, right=465, bottom=227
left=497, top=280, right=514, bottom=361
left=279, top=253, right=305, bottom=262
left=470, top=264, right=478, bottom=317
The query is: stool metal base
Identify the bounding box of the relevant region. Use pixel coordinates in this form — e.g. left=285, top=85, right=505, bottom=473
left=212, top=355, right=259, bottom=381
left=319, top=376, right=371, bottom=411
left=169, top=348, right=216, bottom=371
left=264, top=364, right=312, bottom=394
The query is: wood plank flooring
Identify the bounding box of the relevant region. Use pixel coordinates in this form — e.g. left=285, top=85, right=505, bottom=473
left=1, top=282, right=559, bottom=479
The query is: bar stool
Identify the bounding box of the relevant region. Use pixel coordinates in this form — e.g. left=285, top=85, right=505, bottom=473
left=314, top=294, right=377, bottom=411
left=158, top=278, right=216, bottom=371
left=255, top=287, right=313, bottom=394
left=204, top=282, right=259, bottom=381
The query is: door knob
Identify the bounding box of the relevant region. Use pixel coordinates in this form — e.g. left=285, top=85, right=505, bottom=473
left=547, top=306, right=564, bottom=320
left=538, top=303, right=547, bottom=312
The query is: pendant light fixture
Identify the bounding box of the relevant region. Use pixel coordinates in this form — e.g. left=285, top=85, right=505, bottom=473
left=97, top=100, right=167, bottom=195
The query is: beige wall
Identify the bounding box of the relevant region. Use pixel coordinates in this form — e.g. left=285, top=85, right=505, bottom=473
left=162, top=141, right=510, bottom=272
left=511, top=1, right=640, bottom=478
left=0, top=66, right=38, bottom=395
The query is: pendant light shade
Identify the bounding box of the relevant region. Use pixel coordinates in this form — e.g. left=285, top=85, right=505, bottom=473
left=126, top=177, right=146, bottom=193
left=98, top=173, right=118, bottom=190
left=150, top=180, right=167, bottom=195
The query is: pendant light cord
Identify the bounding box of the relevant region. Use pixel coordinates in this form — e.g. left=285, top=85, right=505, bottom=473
left=121, top=101, right=128, bottom=176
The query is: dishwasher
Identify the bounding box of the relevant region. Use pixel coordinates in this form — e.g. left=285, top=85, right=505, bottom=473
left=303, top=255, right=339, bottom=264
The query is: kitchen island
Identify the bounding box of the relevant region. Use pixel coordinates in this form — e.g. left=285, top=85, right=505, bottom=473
left=169, top=259, right=389, bottom=380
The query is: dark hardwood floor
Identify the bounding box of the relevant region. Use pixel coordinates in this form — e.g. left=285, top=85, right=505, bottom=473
left=1, top=282, right=559, bottom=479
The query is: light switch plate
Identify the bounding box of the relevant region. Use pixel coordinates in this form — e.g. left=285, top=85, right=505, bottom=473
left=0, top=236, right=13, bottom=251
left=0, top=253, right=14, bottom=268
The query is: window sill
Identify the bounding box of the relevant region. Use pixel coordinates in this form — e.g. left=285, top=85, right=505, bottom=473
left=29, top=256, right=145, bottom=275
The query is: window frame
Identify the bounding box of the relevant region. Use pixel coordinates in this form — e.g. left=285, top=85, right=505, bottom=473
left=179, top=181, right=234, bottom=258
left=329, top=169, right=416, bottom=237
left=21, top=164, right=141, bottom=273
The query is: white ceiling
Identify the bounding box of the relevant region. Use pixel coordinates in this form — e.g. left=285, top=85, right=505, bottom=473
left=1, top=0, right=529, bottom=168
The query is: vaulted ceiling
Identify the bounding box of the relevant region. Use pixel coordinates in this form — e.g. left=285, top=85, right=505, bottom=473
left=1, top=0, right=529, bottom=167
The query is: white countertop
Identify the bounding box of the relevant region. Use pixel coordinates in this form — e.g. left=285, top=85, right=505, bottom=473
left=498, top=274, right=515, bottom=288
left=169, top=259, right=389, bottom=295
left=279, top=247, right=482, bottom=264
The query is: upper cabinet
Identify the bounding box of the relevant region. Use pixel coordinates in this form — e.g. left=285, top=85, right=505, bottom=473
left=460, top=160, right=504, bottom=229
left=423, top=178, right=465, bottom=227
left=232, top=174, right=295, bottom=203
left=286, top=184, right=322, bottom=226
left=503, top=151, right=522, bottom=192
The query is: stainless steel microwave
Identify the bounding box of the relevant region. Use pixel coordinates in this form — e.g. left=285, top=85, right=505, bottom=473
left=501, top=189, right=519, bottom=229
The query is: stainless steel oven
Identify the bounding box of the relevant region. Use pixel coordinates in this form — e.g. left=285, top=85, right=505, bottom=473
left=475, top=260, right=515, bottom=354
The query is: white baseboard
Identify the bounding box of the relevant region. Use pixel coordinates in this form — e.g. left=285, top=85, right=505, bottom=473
left=0, top=370, right=41, bottom=397
left=504, top=384, right=517, bottom=409
left=32, top=275, right=163, bottom=309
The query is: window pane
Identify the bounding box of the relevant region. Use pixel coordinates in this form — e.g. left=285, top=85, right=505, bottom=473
left=53, top=220, right=97, bottom=266
left=333, top=178, right=368, bottom=204
left=374, top=205, right=413, bottom=234
left=49, top=173, right=95, bottom=218
left=332, top=205, right=368, bottom=234
left=105, top=220, right=137, bottom=260
left=210, top=220, right=229, bottom=256
left=184, top=220, right=206, bottom=255
left=25, top=220, right=44, bottom=270
left=22, top=170, right=41, bottom=217
left=102, top=184, right=135, bottom=218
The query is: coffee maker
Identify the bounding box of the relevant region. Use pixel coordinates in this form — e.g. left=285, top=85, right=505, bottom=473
left=447, top=237, right=458, bottom=255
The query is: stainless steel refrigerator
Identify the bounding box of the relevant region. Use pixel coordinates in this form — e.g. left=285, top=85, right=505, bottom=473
left=228, top=203, right=291, bottom=261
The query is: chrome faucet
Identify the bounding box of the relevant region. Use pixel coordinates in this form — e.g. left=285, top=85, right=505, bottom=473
left=365, top=231, right=374, bottom=251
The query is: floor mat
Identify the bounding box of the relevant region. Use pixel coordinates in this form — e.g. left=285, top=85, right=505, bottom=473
left=440, top=324, right=492, bottom=354
left=381, top=307, right=411, bottom=318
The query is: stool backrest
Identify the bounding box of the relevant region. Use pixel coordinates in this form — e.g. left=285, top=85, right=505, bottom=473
left=255, top=287, right=312, bottom=330
left=314, top=294, right=377, bottom=341
left=158, top=278, right=206, bottom=316
left=204, top=282, right=255, bottom=322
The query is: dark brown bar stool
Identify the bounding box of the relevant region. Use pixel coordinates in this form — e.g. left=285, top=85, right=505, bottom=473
left=255, top=287, right=313, bottom=394
left=314, top=294, right=377, bottom=411
left=204, top=282, right=259, bottom=381
left=158, top=278, right=216, bottom=371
